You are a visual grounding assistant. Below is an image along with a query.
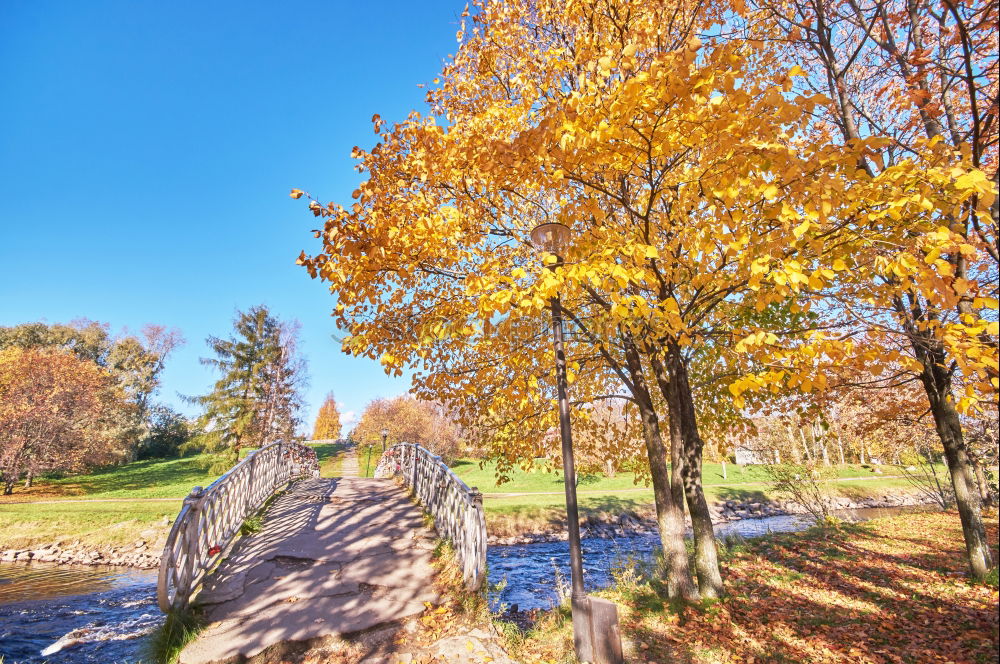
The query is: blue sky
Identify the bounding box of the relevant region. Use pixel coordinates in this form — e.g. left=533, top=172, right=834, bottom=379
left=0, top=0, right=464, bottom=432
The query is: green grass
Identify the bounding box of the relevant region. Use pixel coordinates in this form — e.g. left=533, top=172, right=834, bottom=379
left=2, top=455, right=219, bottom=501
left=357, top=444, right=382, bottom=478
left=451, top=458, right=896, bottom=494
left=0, top=500, right=178, bottom=549
left=315, top=442, right=346, bottom=477
left=146, top=607, right=203, bottom=664
left=0, top=442, right=352, bottom=550
left=460, top=458, right=925, bottom=537
left=1, top=442, right=350, bottom=503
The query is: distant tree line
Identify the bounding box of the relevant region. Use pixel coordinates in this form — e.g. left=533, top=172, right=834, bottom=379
left=0, top=306, right=311, bottom=492
left=0, top=320, right=184, bottom=494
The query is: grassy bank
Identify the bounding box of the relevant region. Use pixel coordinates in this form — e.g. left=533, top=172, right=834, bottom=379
left=0, top=442, right=349, bottom=552
left=447, top=459, right=929, bottom=537
left=500, top=511, right=999, bottom=664
left=0, top=501, right=179, bottom=550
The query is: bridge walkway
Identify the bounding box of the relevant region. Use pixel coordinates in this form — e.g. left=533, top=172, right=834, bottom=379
left=179, top=476, right=441, bottom=664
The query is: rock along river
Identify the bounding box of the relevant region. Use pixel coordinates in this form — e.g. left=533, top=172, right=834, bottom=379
left=0, top=505, right=933, bottom=663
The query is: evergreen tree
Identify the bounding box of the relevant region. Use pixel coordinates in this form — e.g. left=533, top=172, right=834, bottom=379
left=311, top=392, right=342, bottom=440
left=190, top=306, right=306, bottom=464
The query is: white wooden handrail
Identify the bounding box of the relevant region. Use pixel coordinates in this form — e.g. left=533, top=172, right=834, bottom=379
left=375, top=443, right=487, bottom=590
left=157, top=440, right=319, bottom=612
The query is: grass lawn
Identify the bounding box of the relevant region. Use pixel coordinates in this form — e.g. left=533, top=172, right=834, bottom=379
left=356, top=444, right=382, bottom=478
left=0, top=442, right=349, bottom=550
left=0, top=501, right=180, bottom=549
left=446, top=458, right=925, bottom=535
left=0, top=448, right=939, bottom=548
left=502, top=511, right=1000, bottom=664
left=452, top=458, right=900, bottom=494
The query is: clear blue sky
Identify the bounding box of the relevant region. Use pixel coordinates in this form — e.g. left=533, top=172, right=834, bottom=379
left=0, top=0, right=463, bottom=432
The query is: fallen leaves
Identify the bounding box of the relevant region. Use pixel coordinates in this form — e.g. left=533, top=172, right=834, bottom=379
left=514, top=512, right=998, bottom=664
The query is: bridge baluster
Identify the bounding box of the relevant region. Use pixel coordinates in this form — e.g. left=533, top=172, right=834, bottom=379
left=157, top=440, right=320, bottom=613
left=373, top=442, right=487, bottom=591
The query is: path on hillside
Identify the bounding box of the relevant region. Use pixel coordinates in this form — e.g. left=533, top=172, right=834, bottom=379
left=179, top=477, right=441, bottom=664
left=339, top=442, right=360, bottom=478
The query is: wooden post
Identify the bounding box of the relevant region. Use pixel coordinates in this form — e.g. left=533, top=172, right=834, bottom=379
left=587, top=596, right=624, bottom=664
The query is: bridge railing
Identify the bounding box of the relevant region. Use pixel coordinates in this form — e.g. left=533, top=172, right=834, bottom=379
left=157, top=440, right=319, bottom=612
left=375, top=443, right=487, bottom=591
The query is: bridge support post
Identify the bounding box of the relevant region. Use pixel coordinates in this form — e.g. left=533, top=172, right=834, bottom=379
left=180, top=486, right=204, bottom=609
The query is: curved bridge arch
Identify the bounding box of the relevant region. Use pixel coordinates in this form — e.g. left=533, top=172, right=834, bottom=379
left=157, top=440, right=319, bottom=612
left=375, top=442, right=487, bottom=590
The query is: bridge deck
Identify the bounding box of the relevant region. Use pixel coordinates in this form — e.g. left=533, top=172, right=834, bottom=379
left=179, top=476, right=441, bottom=664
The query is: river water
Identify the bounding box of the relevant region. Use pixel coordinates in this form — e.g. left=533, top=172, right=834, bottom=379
left=0, top=505, right=930, bottom=663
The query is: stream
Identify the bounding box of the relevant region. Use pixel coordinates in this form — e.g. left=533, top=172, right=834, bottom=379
left=0, top=505, right=932, bottom=663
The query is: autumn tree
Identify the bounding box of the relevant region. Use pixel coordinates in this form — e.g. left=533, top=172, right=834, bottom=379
left=736, top=0, right=998, bottom=578
left=189, top=306, right=307, bottom=466
left=312, top=392, right=343, bottom=440
left=0, top=347, right=132, bottom=494
left=0, top=320, right=184, bottom=456
left=352, top=396, right=462, bottom=461
left=296, top=0, right=995, bottom=595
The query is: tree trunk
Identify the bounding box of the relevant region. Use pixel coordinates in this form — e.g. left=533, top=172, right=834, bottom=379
left=656, top=344, right=725, bottom=598
left=968, top=451, right=994, bottom=508
left=24, top=468, right=33, bottom=489
left=721, top=460, right=727, bottom=480
left=799, top=429, right=812, bottom=462
left=622, top=339, right=698, bottom=600
left=901, top=308, right=995, bottom=578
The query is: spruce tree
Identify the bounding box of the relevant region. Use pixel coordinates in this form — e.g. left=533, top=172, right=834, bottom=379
left=191, top=306, right=305, bottom=465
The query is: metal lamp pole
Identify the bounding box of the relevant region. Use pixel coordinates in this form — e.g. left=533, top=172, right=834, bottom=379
left=530, top=222, right=593, bottom=662
left=381, top=428, right=389, bottom=454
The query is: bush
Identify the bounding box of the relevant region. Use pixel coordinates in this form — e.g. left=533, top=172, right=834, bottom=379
left=136, top=406, right=192, bottom=460
left=764, top=462, right=837, bottom=521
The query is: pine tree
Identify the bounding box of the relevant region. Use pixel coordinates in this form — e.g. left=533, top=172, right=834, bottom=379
left=190, top=306, right=306, bottom=464
left=311, top=392, right=342, bottom=440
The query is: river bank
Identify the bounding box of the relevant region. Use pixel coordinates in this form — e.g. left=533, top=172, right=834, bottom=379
left=487, top=488, right=938, bottom=545
left=0, top=536, right=163, bottom=569
left=0, top=488, right=939, bottom=568
left=497, top=511, right=999, bottom=664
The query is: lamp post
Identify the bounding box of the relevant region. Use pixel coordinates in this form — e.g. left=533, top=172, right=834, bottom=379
left=381, top=428, right=389, bottom=454
left=530, top=222, right=595, bottom=662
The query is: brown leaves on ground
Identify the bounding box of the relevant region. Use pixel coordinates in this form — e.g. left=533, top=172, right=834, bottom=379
left=618, top=512, right=999, bottom=664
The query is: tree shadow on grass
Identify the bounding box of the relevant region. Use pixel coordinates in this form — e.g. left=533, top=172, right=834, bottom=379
left=620, top=518, right=999, bottom=664
left=40, top=456, right=214, bottom=497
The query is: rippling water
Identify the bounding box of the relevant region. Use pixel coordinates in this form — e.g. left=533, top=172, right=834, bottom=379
left=486, top=505, right=936, bottom=611
left=0, top=505, right=934, bottom=662
left=0, top=564, right=160, bottom=664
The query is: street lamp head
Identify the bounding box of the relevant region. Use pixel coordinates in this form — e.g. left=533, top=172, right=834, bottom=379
left=381, top=428, right=389, bottom=438
left=530, top=222, right=572, bottom=257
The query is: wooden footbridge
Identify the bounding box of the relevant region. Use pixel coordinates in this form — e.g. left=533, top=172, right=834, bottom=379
left=157, top=440, right=487, bottom=664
